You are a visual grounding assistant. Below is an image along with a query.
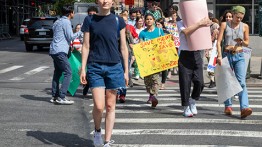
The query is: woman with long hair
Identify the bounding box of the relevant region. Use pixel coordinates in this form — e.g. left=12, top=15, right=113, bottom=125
left=220, top=10, right=233, bottom=23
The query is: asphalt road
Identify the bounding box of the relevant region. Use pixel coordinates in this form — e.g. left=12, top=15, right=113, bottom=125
left=0, top=38, right=262, bottom=147
left=0, top=38, right=93, bottom=147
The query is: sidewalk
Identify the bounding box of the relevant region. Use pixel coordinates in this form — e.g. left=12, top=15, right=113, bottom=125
left=132, top=56, right=262, bottom=87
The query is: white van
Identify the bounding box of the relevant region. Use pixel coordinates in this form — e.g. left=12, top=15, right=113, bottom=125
left=71, top=2, right=98, bottom=29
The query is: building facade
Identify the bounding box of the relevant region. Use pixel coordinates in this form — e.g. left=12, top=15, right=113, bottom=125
left=0, top=0, right=53, bottom=36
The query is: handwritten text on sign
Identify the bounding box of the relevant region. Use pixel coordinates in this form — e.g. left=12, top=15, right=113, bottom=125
left=133, top=35, right=178, bottom=77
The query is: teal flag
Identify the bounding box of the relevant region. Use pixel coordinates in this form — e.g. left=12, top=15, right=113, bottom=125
left=60, top=50, right=82, bottom=96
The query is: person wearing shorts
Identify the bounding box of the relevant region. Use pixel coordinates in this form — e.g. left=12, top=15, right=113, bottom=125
left=80, top=0, right=129, bottom=146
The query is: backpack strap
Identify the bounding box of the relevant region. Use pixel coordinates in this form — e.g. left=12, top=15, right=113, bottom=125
left=115, top=16, right=120, bottom=39
left=159, top=28, right=162, bottom=37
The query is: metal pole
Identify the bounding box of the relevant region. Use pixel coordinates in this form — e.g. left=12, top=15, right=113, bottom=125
left=259, top=58, right=262, bottom=79
left=252, top=0, right=254, bottom=34
left=23, top=0, right=24, bottom=21
left=5, top=0, right=7, bottom=24
left=16, top=0, right=19, bottom=36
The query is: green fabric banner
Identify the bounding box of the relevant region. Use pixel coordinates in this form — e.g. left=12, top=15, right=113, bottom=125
left=60, top=50, right=82, bottom=96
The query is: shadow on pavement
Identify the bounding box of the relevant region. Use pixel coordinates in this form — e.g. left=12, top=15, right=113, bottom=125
left=20, top=94, right=50, bottom=103
left=26, top=130, right=94, bottom=147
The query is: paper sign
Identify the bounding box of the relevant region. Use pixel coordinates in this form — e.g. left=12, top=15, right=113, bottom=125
left=207, top=40, right=218, bottom=73
left=215, top=57, right=243, bottom=103
left=164, top=22, right=180, bottom=48
left=208, top=46, right=252, bottom=73
left=243, top=47, right=252, bottom=73
left=133, top=35, right=179, bottom=77
left=179, top=0, right=212, bottom=50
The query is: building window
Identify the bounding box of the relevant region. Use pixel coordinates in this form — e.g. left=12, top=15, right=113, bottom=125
left=216, top=0, right=259, bottom=35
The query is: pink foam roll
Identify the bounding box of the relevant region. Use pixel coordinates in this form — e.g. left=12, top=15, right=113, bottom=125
left=179, top=0, right=212, bottom=50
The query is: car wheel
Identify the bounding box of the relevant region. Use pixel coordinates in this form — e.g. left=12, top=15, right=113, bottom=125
left=20, top=35, right=24, bottom=41
left=25, top=44, right=33, bottom=52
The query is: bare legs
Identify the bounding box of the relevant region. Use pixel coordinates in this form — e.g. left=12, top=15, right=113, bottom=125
left=92, top=88, right=117, bottom=142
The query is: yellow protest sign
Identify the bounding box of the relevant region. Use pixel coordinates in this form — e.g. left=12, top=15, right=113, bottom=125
left=133, top=35, right=179, bottom=77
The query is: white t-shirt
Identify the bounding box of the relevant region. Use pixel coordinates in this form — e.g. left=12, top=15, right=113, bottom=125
left=177, top=20, right=190, bottom=51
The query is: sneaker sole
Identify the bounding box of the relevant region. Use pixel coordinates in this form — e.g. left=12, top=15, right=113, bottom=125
left=183, top=114, right=193, bottom=117
left=224, top=111, right=233, bottom=115
left=55, top=101, right=74, bottom=105
left=241, top=109, right=252, bottom=119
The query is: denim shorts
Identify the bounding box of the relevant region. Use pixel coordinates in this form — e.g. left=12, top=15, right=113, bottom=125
left=87, top=62, right=125, bottom=90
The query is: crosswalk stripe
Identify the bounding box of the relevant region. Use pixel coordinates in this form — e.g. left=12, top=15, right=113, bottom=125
left=125, top=93, right=262, bottom=98
left=86, top=93, right=262, bottom=98
left=112, top=145, right=248, bottom=147
left=127, top=87, right=262, bottom=90
left=9, top=66, right=49, bottom=81
left=89, top=110, right=262, bottom=116
left=91, top=129, right=262, bottom=138
left=89, top=103, right=262, bottom=108
left=116, top=98, right=262, bottom=102
left=0, top=65, right=23, bottom=74
left=91, top=118, right=262, bottom=125
left=126, top=89, right=262, bottom=93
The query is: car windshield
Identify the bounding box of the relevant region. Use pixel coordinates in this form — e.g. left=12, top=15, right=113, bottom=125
left=28, top=19, right=55, bottom=29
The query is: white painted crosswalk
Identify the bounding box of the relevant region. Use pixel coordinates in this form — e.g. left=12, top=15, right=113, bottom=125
left=9, top=66, right=49, bottom=81
left=92, top=129, right=262, bottom=137
left=0, top=65, right=50, bottom=81
left=0, top=65, right=23, bottom=74
left=87, top=86, right=262, bottom=146
left=1, top=64, right=262, bottom=145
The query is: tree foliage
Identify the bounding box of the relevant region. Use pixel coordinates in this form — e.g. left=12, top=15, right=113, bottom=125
left=53, top=0, right=96, bottom=15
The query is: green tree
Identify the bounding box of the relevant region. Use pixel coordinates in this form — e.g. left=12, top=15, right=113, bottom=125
left=53, top=0, right=96, bottom=15
left=53, top=0, right=75, bottom=16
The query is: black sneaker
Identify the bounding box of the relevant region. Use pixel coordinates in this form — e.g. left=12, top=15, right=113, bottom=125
left=208, top=81, right=216, bottom=88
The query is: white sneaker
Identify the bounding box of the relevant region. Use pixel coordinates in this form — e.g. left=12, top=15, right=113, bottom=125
left=94, top=131, right=103, bottom=146
left=134, top=75, right=139, bottom=80
left=233, top=95, right=239, bottom=101
left=183, top=106, right=193, bottom=117
left=55, top=98, right=74, bottom=105
left=103, top=140, right=115, bottom=147
left=189, top=98, right=197, bottom=115
left=50, top=97, right=58, bottom=103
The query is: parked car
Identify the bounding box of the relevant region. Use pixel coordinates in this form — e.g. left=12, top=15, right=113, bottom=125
left=19, top=19, right=30, bottom=41
left=24, top=17, right=57, bottom=52
left=71, top=2, right=98, bottom=29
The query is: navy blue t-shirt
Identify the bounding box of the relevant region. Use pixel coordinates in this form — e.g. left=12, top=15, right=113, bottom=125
left=81, top=14, right=126, bottom=63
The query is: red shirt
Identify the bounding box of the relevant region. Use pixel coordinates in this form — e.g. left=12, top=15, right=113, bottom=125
left=126, top=24, right=138, bottom=39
